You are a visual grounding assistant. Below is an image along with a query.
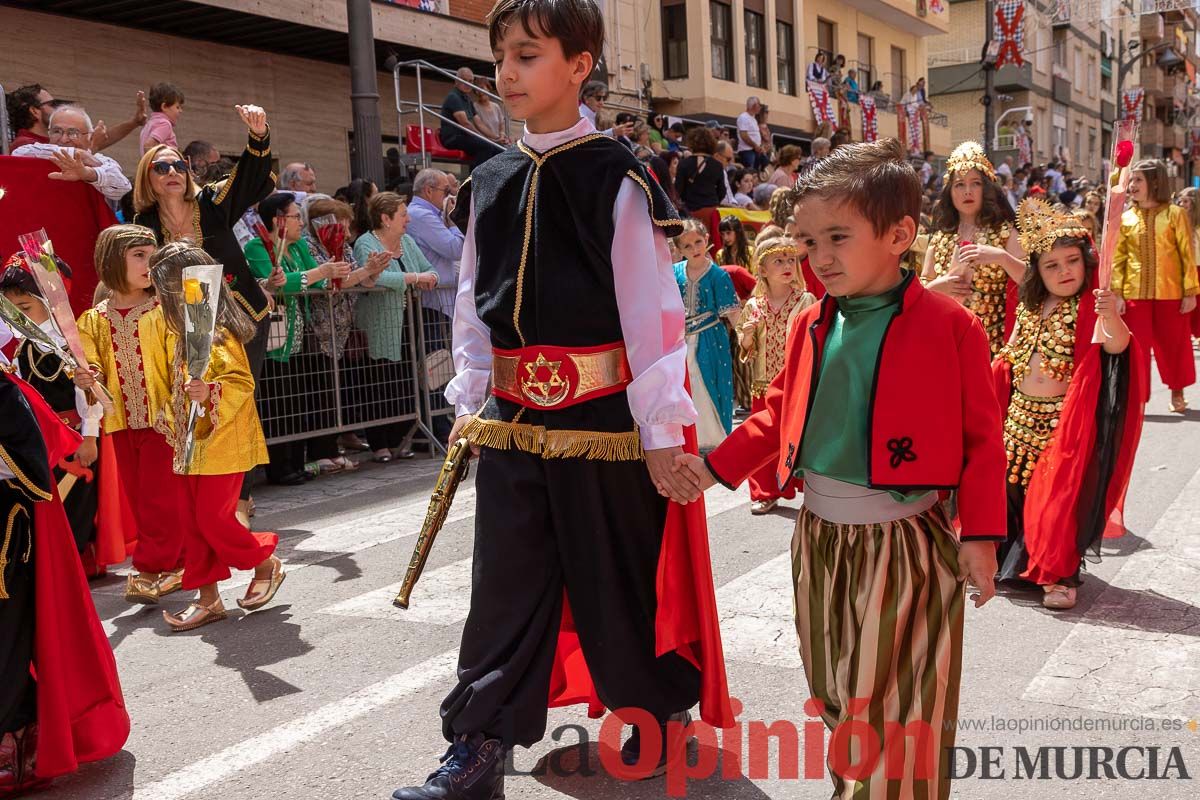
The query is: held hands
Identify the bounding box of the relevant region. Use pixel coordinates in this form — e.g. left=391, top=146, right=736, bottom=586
left=957, top=541, right=998, bottom=608
left=645, top=446, right=705, bottom=504
left=267, top=265, right=287, bottom=289
left=365, top=250, right=391, bottom=276
left=1181, top=296, right=1197, bottom=315
left=75, top=437, right=98, bottom=469
left=613, top=121, right=635, bottom=139
left=236, top=104, right=269, bottom=136
left=184, top=378, right=211, bottom=404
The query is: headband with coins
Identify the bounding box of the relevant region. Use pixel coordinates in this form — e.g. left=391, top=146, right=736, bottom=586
left=944, top=141, right=997, bottom=183
left=1017, top=197, right=1092, bottom=256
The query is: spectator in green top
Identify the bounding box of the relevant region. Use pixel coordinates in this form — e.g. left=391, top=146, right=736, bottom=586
left=352, top=192, right=438, bottom=463
left=244, top=191, right=351, bottom=485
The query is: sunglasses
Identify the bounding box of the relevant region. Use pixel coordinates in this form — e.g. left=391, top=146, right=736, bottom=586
left=151, top=160, right=189, bottom=176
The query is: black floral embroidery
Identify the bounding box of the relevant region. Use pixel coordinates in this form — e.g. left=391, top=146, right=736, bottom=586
left=887, top=437, right=917, bottom=469
left=784, top=442, right=796, bottom=469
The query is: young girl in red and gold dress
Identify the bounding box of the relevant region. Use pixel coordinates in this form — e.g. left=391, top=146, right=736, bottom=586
left=995, top=199, right=1145, bottom=610
left=148, top=242, right=284, bottom=632
left=736, top=236, right=816, bottom=514
left=75, top=225, right=188, bottom=604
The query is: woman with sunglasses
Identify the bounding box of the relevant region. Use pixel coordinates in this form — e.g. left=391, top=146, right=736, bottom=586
left=133, top=104, right=276, bottom=521
left=647, top=111, right=668, bottom=154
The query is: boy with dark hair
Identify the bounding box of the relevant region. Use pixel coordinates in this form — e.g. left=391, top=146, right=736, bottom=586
left=681, top=138, right=1005, bottom=799
left=389, top=1, right=731, bottom=799
left=140, top=82, right=184, bottom=153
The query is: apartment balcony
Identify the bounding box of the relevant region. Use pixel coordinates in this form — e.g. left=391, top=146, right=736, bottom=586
left=1141, top=66, right=1178, bottom=98
left=1051, top=67, right=1072, bottom=104
left=840, top=0, right=950, bottom=37
left=1143, top=118, right=1166, bottom=146
left=1141, top=12, right=1165, bottom=43
left=1163, top=124, right=1180, bottom=150
left=929, top=59, right=1033, bottom=96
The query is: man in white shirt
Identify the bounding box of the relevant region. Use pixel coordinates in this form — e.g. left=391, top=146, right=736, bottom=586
left=714, top=140, right=736, bottom=206
left=12, top=106, right=131, bottom=201
left=735, top=96, right=763, bottom=169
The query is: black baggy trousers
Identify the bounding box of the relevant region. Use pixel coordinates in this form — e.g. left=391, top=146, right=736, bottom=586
left=439, top=446, right=701, bottom=748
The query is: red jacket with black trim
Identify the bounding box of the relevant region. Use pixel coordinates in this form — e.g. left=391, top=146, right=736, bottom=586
left=706, top=273, right=1008, bottom=539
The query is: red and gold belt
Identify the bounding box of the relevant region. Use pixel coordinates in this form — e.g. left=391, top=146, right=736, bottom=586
left=492, top=342, right=632, bottom=410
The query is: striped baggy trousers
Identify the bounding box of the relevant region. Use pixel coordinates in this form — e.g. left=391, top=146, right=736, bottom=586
left=792, top=503, right=965, bottom=800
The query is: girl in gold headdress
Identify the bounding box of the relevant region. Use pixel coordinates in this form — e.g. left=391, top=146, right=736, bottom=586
left=995, top=199, right=1143, bottom=610
left=922, top=141, right=1027, bottom=354
left=736, top=236, right=817, bottom=514
left=1113, top=159, right=1198, bottom=413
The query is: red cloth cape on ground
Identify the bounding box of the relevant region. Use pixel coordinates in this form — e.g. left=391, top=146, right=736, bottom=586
left=991, top=283, right=1146, bottom=585
left=5, top=372, right=130, bottom=778
left=546, top=418, right=735, bottom=729
left=0, top=156, right=118, bottom=315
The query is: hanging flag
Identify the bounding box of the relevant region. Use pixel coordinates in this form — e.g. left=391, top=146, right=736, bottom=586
left=1017, top=128, right=1032, bottom=165
left=994, top=0, right=1025, bottom=68
left=905, top=102, right=924, bottom=154
left=860, top=94, right=878, bottom=143
left=1121, top=89, right=1144, bottom=124
left=806, top=81, right=837, bottom=131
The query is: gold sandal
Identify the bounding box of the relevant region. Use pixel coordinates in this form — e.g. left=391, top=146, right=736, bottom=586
left=163, top=599, right=227, bottom=632
left=124, top=574, right=161, bottom=605
left=156, top=569, right=185, bottom=597
left=1170, top=396, right=1188, bottom=414
left=237, top=556, right=286, bottom=611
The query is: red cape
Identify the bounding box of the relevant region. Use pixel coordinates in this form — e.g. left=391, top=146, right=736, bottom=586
left=991, top=285, right=1146, bottom=585
left=5, top=373, right=130, bottom=778
left=0, top=156, right=118, bottom=315
left=801, top=257, right=825, bottom=300
left=546, top=417, right=734, bottom=728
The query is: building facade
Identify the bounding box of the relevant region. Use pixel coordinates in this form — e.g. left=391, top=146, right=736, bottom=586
left=623, top=0, right=954, bottom=153
left=929, top=0, right=1200, bottom=187
left=1, top=0, right=497, bottom=189
left=3, top=0, right=963, bottom=188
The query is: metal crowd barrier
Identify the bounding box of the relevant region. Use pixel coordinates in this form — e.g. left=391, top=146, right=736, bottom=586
left=255, top=284, right=453, bottom=458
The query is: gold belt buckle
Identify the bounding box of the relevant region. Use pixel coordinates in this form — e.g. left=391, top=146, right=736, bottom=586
left=520, top=353, right=571, bottom=407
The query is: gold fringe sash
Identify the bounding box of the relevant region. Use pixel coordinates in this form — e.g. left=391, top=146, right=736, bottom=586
left=461, top=416, right=644, bottom=462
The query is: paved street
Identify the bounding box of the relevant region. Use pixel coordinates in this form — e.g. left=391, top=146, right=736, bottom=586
left=40, top=365, right=1200, bottom=800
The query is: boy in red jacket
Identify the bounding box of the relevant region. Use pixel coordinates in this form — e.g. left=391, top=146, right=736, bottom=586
left=680, top=138, right=1004, bottom=799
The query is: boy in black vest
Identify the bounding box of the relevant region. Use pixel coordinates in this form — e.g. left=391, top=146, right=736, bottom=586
left=390, top=2, right=731, bottom=799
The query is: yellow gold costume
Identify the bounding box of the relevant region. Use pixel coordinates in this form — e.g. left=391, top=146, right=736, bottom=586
left=76, top=299, right=173, bottom=435
left=1112, top=204, right=1198, bottom=300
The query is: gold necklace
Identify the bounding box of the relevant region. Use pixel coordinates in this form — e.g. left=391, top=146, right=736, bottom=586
left=1002, top=295, right=1078, bottom=385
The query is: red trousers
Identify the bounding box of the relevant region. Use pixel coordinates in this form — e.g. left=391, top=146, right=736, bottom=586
left=747, top=396, right=799, bottom=502
left=1124, top=299, right=1196, bottom=392
left=181, top=472, right=277, bottom=589
left=111, top=428, right=187, bottom=574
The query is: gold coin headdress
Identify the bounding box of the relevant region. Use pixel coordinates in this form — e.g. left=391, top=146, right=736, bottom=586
left=1017, top=197, right=1091, bottom=256
left=944, top=141, right=997, bottom=182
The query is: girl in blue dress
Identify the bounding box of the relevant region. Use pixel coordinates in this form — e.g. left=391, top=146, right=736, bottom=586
left=673, top=219, right=741, bottom=449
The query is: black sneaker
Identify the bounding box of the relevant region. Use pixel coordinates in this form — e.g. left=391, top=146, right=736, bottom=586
left=391, top=733, right=505, bottom=800
left=620, top=711, right=696, bottom=779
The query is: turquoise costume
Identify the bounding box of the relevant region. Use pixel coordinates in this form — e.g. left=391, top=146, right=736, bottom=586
left=674, top=261, right=739, bottom=434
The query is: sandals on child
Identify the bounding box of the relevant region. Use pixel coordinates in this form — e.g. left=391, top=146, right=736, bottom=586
left=163, top=599, right=228, bottom=632
left=238, top=556, right=286, bottom=611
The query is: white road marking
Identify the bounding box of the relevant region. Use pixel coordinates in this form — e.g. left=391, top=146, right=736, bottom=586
left=317, top=484, right=757, bottom=624
left=128, top=650, right=459, bottom=800
left=1023, top=462, right=1200, bottom=720
left=117, top=479, right=784, bottom=799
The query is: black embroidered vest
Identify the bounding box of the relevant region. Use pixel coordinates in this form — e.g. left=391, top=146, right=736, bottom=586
left=454, top=134, right=682, bottom=438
